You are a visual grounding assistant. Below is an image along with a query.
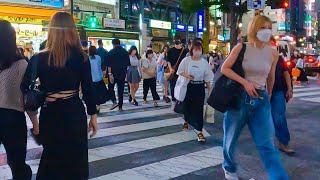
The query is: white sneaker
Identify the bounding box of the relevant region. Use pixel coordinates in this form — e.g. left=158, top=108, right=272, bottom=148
left=222, top=165, right=239, bottom=180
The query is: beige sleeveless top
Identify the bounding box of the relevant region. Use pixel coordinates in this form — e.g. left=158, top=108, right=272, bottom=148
left=242, top=43, right=273, bottom=89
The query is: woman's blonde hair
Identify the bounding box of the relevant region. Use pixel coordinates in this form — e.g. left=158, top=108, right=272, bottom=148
left=247, top=15, right=272, bottom=43
left=46, top=12, right=87, bottom=67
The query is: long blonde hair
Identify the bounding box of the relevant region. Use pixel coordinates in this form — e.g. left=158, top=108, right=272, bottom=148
left=247, top=15, right=272, bottom=43
left=46, top=12, right=87, bottom=67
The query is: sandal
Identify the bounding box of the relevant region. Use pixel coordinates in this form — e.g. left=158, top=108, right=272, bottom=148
left=197, top=132, right=205, bottom=142
left=182, top=122, right=189, bottom=131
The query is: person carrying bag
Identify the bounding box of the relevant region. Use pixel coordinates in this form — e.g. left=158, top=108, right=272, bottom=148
left=164, top=47, right=185, bottom=81
left=207, top=44, right=246, bottom=113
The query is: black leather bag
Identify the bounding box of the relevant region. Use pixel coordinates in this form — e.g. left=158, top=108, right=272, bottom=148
left=207, top=44, right=247, bottom=113
left=23, top=55, right=45, bottom=111
left=173, top=101, right=185, bottom=114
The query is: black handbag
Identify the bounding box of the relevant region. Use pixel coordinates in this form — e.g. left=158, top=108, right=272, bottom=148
left=173, top=100, right=185, bottom=114
left=95, top=80, right=111, bottom=105
left=207, top=43, right=247, bottom=113
left=23, top=55, right=45, bottom=111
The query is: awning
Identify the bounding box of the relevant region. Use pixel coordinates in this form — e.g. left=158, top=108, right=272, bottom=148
left=0, top=5, right=79, bottom=22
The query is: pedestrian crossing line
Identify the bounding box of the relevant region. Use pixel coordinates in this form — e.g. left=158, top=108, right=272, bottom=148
left=293, top=87, right=320, bottom=93
left=99, top=101, right=170, bottom=113
left=299, top=97, right=320, bottom=103
left=293, top=91, right=320, bottom=98
left=97, top=108, right=175, bottom=123
left=90, top=147, right=223, bottom=180
left=0, top=130, right=211, bottom=179
left=0, top=117, right=184, bottom=154
left=92, top=118, right=185, bottom=139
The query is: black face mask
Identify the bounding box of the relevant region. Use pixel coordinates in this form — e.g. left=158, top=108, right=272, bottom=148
left=174, top=41, right=181, bottom=45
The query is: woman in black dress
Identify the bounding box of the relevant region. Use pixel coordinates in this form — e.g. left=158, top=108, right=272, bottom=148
left=21, top=12, right=98, bottom=179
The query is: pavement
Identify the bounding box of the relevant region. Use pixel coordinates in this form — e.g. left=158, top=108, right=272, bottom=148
left=0, top=79, right=319, bottom=180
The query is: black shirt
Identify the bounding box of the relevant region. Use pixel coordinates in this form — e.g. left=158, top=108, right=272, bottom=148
left=21, top=49, right=96, bottom=115
left=106, top=46, right=130, bottom=80
left=273, top=56, right=289, bottom=92
left=167, top=47, right=188, bottom=69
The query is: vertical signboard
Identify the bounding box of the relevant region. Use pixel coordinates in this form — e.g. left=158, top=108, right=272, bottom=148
left=197, top=10, right=204, bottom=32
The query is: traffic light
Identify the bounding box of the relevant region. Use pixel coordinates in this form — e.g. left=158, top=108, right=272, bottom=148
left=171, top=29, right=176, bottom=37
left=270, top=0, right=290, bottom=9
left=88, top=15, right=97, bottom=28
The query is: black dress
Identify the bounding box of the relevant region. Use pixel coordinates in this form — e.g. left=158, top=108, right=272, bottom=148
left=21, top=49, right=96, bottom=179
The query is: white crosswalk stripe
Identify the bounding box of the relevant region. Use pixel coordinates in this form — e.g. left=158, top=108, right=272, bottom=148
left=0, top=82, right=223, bottom=179
left=292, top=85, right=320, bottom=103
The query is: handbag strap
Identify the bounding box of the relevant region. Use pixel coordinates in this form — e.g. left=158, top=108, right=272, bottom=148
left=173, top=47, right=185, bottom=70
left=29, top=55, right=39, bottom=89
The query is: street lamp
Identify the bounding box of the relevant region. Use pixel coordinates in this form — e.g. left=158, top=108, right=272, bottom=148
left=238, top=23, right=243, bottom=28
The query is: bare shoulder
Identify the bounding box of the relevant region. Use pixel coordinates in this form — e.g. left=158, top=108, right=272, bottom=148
left=231, top=43, right=244, bottom=55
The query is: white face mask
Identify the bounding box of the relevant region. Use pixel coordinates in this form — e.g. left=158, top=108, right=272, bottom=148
left=257, top=29, right=272, bottom=42
left=193, top=51, right=202, bottom=58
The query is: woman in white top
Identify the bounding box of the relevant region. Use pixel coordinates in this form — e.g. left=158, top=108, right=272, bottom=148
left=127, top=46, right=141, bottom=106
left=141, top=50, right=160, bottom=106
left=176, top=41, right=213, bottom=142
left=220, top=15, right=288, bottom=180
left=157, top=45, right=171, bottom=103
left=296, top=53, right=308, bottom=82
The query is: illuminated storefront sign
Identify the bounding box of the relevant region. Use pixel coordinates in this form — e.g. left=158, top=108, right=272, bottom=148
left=150, top=19, right=171, bottom=30
left=89, top=0, right=116, bottom=5
left=197, top=10, right=204, bottom=32
left=0, top=0, right=64, bottom=8
left=103, top=18, right=125, bottom=29
left=174, top=24, right=195, bottom=32
left=0, top=16, right=43, bottom=25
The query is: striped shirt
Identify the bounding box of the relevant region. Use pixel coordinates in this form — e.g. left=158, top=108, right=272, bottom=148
left=0, top=60, right=28, bottom=112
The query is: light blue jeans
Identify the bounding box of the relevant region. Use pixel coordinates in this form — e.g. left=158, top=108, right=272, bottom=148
left=223, top=90, right=289, bottom=180
left=271, top=90, right=290, bottom=145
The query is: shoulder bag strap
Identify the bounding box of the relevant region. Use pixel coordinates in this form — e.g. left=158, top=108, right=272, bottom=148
left=29, top=55, right=39, bottom=89
left=173, top=48, right=185, bottom=70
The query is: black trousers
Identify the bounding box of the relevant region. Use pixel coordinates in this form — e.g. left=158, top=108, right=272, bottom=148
left=108, top=78, right=125, bottom=108
left=184, top=83, right=205, bottom=131
left=169, top=77, right=178, bottom=101
left=0, top=108, right=32, bottom=180
left=36, top=97, right=88, bottom=180
left=297, top=67, right=308, bottom=82
left=143, top=77, right=160, bottom=100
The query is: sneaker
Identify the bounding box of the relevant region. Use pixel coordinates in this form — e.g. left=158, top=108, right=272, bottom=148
left=143, top=99, right=148, bottom=104
left=154, top=102, right=159, bottom=107
left=110, top=103, right=119, bottom=110
left=129, top=95, right=132, bottom=102
left=197, top=132, right=206, bottom=142
left=182, top=122, right=189, bottom=131
left=222, top=165, right=239, bottom=180
left=119, top=107, right=124, bottom=112
left=133, top=99, right=138, bottom=106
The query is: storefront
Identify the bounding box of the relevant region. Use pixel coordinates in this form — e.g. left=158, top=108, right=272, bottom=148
left=0, top=1, right=65, bottom=52
left=86, top=29, right=140, bottom=51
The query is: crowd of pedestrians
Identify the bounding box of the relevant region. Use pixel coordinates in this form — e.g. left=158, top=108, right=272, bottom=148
left=0, top=12, right=307, bottom=180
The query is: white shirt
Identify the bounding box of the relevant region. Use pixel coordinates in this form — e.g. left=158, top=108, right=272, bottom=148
left=157, top=53, right=167, bottom=66
left=141, top=58, right=157, bottom=79
left=129, top=55, right=140, bottom=67
left=176, top=56, right=213, bottom=82
left=296, top=58, right=304, bottom=69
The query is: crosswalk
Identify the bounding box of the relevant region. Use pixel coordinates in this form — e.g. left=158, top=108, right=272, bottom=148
left=293, top=85, right=320, bottom=103
left=0, top=82, right=223, bottom=179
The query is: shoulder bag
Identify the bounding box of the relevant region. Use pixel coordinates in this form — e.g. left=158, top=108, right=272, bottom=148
left=207, top=43, right=246, bottom=113
left=23, top=55, right=45, bottom=111
left=164, top=48, right=185, bottom=81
